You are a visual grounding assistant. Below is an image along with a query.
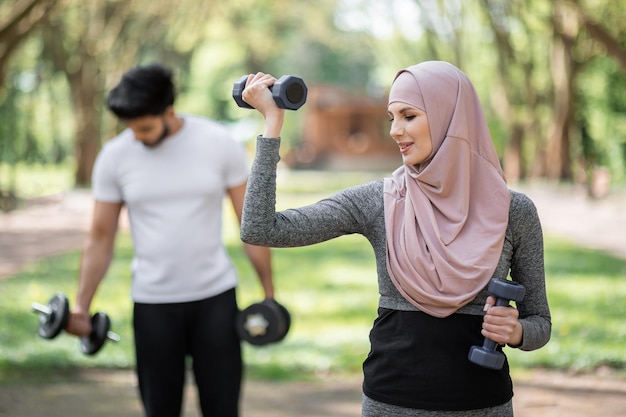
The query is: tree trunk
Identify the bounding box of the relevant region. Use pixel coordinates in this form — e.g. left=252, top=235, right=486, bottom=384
left=67, top=57, right=102, bottom=187
left=480, top=0, right=522, bottom=183
left=546, top=0, right=576, bottom=181
left=503, top=123, right=524, bottom=183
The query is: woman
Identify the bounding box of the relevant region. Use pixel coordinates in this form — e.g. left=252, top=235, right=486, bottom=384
left=240, top=61, right=551, bottom=416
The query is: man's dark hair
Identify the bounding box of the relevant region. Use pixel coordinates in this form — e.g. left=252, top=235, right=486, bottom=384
left=107, top=63, right=176, bottom=119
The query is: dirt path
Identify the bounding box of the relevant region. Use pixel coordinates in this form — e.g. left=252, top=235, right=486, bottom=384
left=0, top=190, right=94, bottom=277
left=1, top=183, right=626, bottom=416
left=2, top=368, right=626, bottom=417
left=2, top=183, right=624, bottom=279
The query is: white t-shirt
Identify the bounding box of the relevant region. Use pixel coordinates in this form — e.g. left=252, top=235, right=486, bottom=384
left=92, top=115, right=249, bottom=303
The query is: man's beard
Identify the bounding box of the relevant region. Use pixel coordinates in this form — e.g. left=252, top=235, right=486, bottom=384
left=143, top=121, right=169, bottom=148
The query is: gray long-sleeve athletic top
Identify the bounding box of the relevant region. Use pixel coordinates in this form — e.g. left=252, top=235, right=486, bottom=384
left=241, top=137, right=551, bottom=351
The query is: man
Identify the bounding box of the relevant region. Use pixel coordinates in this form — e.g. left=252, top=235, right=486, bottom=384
left=66, top=63, right=274, bottom=417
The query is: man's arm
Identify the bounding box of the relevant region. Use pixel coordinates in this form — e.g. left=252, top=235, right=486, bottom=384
left=228, top=182, right=274, bottom=299
left=66, top=201, right=123, bottom=336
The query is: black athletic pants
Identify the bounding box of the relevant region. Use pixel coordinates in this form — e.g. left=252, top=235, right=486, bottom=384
left=133, top=288, right=242, bottom=417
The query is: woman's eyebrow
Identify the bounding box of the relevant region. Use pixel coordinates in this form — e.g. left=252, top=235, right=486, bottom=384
left=387, top=106, right=415, bottom=115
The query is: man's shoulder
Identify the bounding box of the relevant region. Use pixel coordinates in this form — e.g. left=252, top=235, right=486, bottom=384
left=100, top=129, right=135, bottom=154
left=184, top=114, right=228, bottom=133
left=182, top=115, right=242, bottom=152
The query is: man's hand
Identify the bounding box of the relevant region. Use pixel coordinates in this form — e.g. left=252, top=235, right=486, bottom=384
left=65, top=309, right=92, bottom=337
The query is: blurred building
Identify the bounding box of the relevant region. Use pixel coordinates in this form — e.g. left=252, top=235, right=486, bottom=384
left=284, top=85, right=401, bottom=171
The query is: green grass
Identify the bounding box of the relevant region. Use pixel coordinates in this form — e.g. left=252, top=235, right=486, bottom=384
left=1, top=170, right=625, bottom=382
left=233, top=235, right=378, bottom=380
left=507, top=237, right=626, bottom=371
left=0, top=234, right=136, bottom=380
left=0, top=231, right=378, bottom=382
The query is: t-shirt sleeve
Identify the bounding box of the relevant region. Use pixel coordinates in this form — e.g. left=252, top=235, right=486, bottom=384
left=92, top=145, right=123, bottom=202
left=223, top=136, right=250, bottom=188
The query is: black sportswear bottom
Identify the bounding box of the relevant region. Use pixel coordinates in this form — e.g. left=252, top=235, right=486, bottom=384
left=133, top=288, right=242, bottom=417
left=363, top=308, right=513, bottom=410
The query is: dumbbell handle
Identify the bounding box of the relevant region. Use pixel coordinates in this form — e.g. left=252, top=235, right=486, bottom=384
left=493, top=297, right=512, bottom=308
left=106, top=331, right=121, bottom=342
left=31, top=302, right=53, bottom=316
left=481, top=296, right=514, bottom=350
left=481, top=335, right=499, bottom=352
left=32, top=302, right=120, bottom=342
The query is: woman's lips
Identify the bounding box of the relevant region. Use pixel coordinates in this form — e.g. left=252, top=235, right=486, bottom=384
left=399, top=142, right=413, bottom=154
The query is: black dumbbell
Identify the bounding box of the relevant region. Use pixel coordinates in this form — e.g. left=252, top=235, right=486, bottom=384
left=232, top=74, right=308, bottom=110
left=31, top=292, right=120, bottom=355
left=236, top=299, right=291, bottom=346
left=468, top=278, right=526, bottom=370
left=32, top=292, right=69, bottom=339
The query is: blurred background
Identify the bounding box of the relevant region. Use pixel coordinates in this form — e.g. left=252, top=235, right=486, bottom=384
left=1, top=0, right=625, bottom=205
left=1, top=1, right=625, bottom=415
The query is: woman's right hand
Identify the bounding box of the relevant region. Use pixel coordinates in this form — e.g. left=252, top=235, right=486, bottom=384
left=242, top=72, right=285, bottom=138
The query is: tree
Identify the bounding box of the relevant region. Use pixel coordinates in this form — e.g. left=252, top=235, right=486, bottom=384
left=546, top=0, right=626, bottom=183
left=544, top=0, right=576, bottom=180
left=5, top=0, right=626, bottom=191
left=0, top=0, right=57, bottom=90
left=41, top=0, right=210, bottom=186
left=479, top=0, right=554, bottom=182
left=570, top=0, right=626, bottom=186
left=0, top=0, right=58, bottom=208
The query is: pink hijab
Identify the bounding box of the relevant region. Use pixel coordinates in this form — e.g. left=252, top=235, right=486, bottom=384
left=383, top=61, right=511, bottom=318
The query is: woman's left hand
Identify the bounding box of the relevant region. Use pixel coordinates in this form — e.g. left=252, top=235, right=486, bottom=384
left=482, top=295, right=523, bottom=346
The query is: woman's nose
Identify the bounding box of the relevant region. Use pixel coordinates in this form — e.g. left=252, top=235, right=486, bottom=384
left=389, top=121, right=403, bottom=139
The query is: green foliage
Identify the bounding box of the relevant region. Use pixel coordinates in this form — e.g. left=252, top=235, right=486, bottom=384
left=576, top=57, right=626, bottom=181
left=0, top=162, right=74, bottom=202
left=0, top=37, right=75, bottom=167
left=3, top=0, right=626, bottom=187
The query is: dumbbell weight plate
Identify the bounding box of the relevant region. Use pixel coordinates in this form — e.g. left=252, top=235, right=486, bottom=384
left=38, top=292, right=70, bottom=339
left=468, top=345, right=505, bottom=370
left=276, top=302, right=291, bottom=337
left=272, top=75, right=307, bottom=110
left=488, top=278, right=525, bottom=304
left=80, top=312, right=110, bottom=355
left=232, top=75, right=253, bottom=109
left=236, top=299, right=291, bottom=346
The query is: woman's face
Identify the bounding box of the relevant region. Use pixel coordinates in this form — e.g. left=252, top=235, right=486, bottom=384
left=387, top=102, right=433, bottom=167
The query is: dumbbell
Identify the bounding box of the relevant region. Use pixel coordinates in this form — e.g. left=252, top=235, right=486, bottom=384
left=31, top=292, right=120, bottom=355
left=468, top=278, right=526, bottom=370
left=232, top=74, right=308, bottom=110
left=236, top=299, right=291, bottom=346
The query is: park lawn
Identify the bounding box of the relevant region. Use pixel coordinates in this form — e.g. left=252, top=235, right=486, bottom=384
left=1, top=229, right=625, bottom=382
left=0, top=170, right=624, bottom=381
left=507, top=238, right=626, bottom=371
left=0, top=231, right=378, bottom=381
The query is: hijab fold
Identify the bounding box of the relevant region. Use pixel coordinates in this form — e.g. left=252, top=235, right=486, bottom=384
left=383, top=61, right=511, bottom=318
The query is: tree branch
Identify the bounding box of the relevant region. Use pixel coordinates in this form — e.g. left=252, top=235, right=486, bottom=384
left=573, top=2, right=626, bottom=70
